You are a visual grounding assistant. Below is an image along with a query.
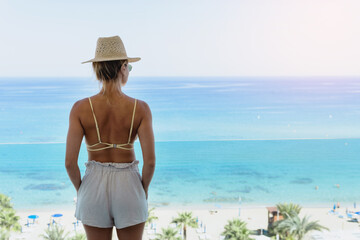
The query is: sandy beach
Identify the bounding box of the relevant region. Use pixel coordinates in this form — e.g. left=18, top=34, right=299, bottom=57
left=9, top=204, right=360, bottom=240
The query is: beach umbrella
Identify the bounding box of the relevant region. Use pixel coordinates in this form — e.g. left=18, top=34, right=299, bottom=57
left=52, top=213, right=63, bottom=218
left=333, top=204, right=336, bottom=210
left=27, top=215, right=39, bottom=224
left=51, top=213, right=63, bottom=225
left=72, top=221, right=77, bottom=231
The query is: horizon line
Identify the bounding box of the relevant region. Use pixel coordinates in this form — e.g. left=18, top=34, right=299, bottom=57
left=0, top=137, right=359, bottom=145
left=0, top=75, right=359, bottom=79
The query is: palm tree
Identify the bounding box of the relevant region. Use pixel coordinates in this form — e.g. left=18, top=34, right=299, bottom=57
left=0, top=228, right=10, bottom=240
left=155, top=226, right=182, bottom=240
left=68, top=232, right=87, bottom=240
left=268, top=202, right=302, bottom=237
left=39, top=224, right=70, bottom=240
left=276, top=202, right=302, bottom=219
left=0, top=193, right=21, bottom=239
left=270, top=236, right=296, bottom=240
left=0, top=208, right=21, bottom=233
left=146, top=207, right=159, bottom=228
left=0, top=194, right=13, bottom=209
left=221, top=218, right=255, bottom=240
left=273, top=212, right=329, bottom=240
left=171, top=211, right=198, bottom=240
left=0, top=208, right=21, bottom=231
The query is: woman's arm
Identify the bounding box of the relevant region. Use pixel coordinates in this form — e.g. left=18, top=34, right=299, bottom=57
left=137, top=100, right=156, bottom=199
left=65, top=101, right=84, bottom=191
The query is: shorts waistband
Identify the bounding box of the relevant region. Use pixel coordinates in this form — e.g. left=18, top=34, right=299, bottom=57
left=85, top=160, right=140, bottom=172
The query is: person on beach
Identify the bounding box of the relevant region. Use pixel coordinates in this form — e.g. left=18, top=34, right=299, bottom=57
left=65, top=35, right=155, bottom=240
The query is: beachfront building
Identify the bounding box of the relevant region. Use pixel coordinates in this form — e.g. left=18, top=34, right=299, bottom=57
left=266, top=206, right=283, bottom=229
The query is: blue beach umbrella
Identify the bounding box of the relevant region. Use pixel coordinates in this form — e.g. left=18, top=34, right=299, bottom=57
left=72, top=220, right=80, bottom=231
left=27, top=215, right=39, bottom=224
left=333, top=204, right=336, bottom=210
left=51, top=213, right=63, bottom=225
left=52, top=213, right=63, bottom=218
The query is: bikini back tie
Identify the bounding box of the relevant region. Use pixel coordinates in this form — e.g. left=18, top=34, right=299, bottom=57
left=86, top=97, right=137, bottom=151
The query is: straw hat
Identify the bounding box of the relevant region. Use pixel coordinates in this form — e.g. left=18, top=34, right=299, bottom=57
left=81, top=35, right=141, bottom=64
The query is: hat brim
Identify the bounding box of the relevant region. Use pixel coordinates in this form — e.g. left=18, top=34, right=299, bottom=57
left=81, top=57, right=141, bottom=64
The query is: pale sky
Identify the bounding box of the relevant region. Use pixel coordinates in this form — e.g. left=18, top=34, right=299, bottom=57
left=0, top=0, right=359, bottom=77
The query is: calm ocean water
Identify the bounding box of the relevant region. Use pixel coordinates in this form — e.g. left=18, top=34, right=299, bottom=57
left=0, top=76, right=359, bottom=210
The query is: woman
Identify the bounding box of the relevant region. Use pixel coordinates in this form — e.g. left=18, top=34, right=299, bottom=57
left=65, top=35, right=155, bottom=240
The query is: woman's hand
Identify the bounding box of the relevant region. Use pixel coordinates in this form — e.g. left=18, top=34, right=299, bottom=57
left=143, top=186, right=148, bottom=200
left=76, top=181, right=82, bottom=193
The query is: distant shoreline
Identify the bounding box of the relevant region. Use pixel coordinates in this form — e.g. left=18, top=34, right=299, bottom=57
left=13, top=201, right=354, bottom=212
left=1, top=137, right=359, bottom=145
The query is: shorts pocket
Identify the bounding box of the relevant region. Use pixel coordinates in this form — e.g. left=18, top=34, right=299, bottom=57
left=78, top=167, right=92, bottom=194
left=135, top=171, right=146, bottom=196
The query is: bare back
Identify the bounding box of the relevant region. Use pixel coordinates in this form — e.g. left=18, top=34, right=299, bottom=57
left=77, top=93, right=152, bottom=163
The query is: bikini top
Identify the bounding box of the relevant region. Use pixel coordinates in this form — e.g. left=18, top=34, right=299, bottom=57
left=86, top=97, right=137, bottom=151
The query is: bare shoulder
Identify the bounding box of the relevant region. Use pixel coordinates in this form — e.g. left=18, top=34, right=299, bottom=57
left=70, top=98, right=90, bottom=115
left=134, top=99, right=152, bottom=125
left=135, top=99, right=152, bottom=115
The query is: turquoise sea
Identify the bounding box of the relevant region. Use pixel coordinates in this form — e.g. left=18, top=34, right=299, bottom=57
left=0, top=76, right=359, bottom=210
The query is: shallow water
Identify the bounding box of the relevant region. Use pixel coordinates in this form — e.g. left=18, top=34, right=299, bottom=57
left=0, top=76, right=359, bottom=210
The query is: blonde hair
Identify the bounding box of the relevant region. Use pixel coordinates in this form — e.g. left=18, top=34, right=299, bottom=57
left=92, top=59, right=128, bottom=105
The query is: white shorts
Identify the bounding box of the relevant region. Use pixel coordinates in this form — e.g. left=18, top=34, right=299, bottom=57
left=74, top=160, right=148, bottom=229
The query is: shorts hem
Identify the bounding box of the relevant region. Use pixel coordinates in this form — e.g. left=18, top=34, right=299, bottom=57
left=78, top=219, right=113, bottom=228
left=115, top=218, right=148, bottom=229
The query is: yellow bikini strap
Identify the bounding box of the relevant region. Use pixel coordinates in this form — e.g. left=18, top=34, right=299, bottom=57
left=127, top=99, right=137, bottom=144
left=88, top=97, right=102, bottom=143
